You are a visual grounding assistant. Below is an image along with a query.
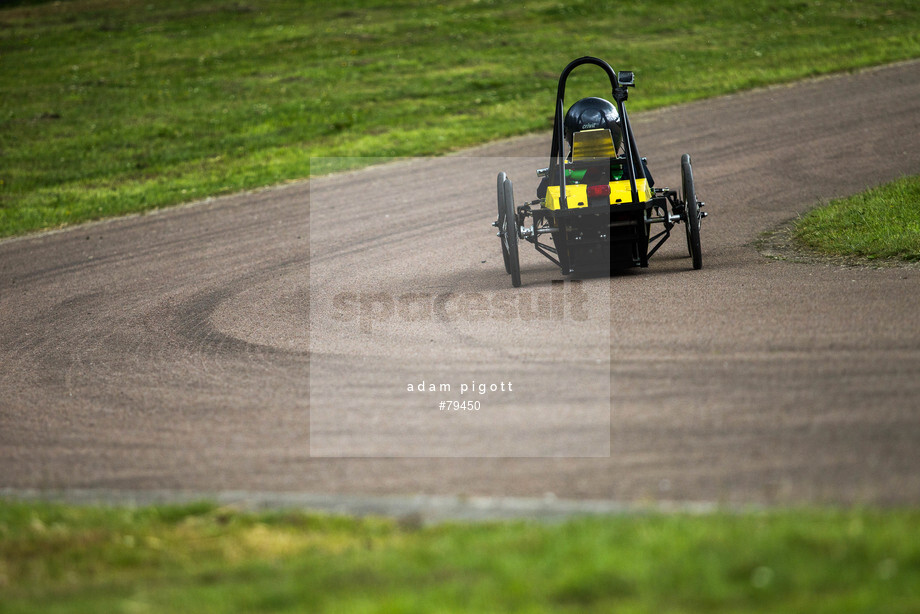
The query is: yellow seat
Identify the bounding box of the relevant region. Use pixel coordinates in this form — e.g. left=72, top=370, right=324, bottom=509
left=571, top=128, right=617, bottom=159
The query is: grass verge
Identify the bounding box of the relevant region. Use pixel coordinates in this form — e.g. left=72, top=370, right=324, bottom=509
left=793, top=176, right=920, bottom=262
left=1, top=500, right=919, bottom=613
left=3, top=0, right=920, bottom=237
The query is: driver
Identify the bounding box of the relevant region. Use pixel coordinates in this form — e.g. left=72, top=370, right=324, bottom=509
left=538, top=97, right=622, bottom=198
left=564, top=96, right=623, bottom=152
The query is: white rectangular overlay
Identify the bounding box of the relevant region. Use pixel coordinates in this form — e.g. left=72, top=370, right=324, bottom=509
left=309, top=157, right=611, bottom=457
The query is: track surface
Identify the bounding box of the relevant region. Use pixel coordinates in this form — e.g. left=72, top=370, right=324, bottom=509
left=2, top=61, right=920, bottom=506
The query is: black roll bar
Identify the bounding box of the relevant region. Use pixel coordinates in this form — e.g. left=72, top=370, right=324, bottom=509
left=548, top=56, right=644, bottom=210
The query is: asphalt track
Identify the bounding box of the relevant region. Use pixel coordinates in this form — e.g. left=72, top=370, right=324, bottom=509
left=2, top=61, right=920, bottom=509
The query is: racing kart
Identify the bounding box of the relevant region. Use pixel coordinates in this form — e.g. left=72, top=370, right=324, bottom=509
left=494, top=56, right=706, bottom=287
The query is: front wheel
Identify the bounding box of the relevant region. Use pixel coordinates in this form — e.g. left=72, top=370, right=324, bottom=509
left=681, top=154, right=702, bottom=270
left=496, top=172, right=511, bottom=274
left=502, top=177, right=521, bottom=287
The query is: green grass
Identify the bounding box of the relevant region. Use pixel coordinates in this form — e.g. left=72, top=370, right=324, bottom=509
left=2, top=0, right=920, bottom=237
left=1, top=500, right=918, bottom=613
left=794, top=176, right=920, bottom=261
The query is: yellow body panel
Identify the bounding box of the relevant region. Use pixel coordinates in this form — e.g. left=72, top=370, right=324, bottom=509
left=544, top=178, right=652, bottom=210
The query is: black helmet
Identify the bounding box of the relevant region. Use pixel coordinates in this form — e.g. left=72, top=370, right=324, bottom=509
left=564, top=97, right=622, bottom=151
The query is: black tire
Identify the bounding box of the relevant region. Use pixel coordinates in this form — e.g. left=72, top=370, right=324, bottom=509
left=497, top=172, right=511, bottom=274
left=502, top=177, right=521, bottom=287
left=681, top=154, right=703, bottom=270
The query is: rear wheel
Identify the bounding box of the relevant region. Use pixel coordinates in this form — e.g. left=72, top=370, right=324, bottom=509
left=502, top=177, right=521, bottom=287
left=496, top=172, right=511, bottom=274
left=681, top=154, right=702, bottom=270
